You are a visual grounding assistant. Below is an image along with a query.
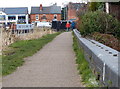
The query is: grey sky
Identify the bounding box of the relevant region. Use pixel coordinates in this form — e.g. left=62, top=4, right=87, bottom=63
left=0, top=0, right=83, bottom=13
left=0, top=0, right=119, bottom=13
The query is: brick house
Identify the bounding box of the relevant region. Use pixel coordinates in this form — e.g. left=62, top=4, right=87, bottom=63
left=66, top=2, right=86, bottom=21
left=30, top=4, right=61, bottom=23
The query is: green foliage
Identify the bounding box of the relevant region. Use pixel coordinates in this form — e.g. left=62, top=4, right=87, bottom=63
left=2, top=32, right=61, bottom=76
left=78, top=11, right=120, bottom=39
left=73, top=33, right=99, bottom=87
left=89, top=2, right=105, bottom=11
left=0, top=55, right=2, bottom=76
left=89, top=2, right=98, bottom=11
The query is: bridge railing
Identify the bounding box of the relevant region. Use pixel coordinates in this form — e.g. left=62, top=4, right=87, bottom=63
left=73, top=29, right=119, bottom=87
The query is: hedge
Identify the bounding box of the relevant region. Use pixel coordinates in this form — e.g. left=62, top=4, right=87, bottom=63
left=78, top=11, right=120, bottom=39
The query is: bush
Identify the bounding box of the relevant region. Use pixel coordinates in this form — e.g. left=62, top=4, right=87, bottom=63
left=78, top=11, right=120, bottom=39
left=89, top=2, right=104, bottom=11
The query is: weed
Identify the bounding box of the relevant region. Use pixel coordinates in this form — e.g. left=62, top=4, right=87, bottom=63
left=72, top=32, right=99, bottom=87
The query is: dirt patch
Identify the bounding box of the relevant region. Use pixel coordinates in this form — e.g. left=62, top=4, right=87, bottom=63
left=91, top=32, right=120, bottom=51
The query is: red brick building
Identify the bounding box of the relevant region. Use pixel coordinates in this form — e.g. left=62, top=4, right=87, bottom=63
left=30, top=4, right=61, bottom=23
left=66, top=2, right=86, bottom=21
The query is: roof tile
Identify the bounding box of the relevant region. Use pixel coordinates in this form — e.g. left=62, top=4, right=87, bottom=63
left=0, top=7, right=28, bottom=14
left=31, top=5, right=61, bottom=14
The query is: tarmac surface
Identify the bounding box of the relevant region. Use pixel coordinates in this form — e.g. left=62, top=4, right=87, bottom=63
left=2, top=32, right=83, bottom=87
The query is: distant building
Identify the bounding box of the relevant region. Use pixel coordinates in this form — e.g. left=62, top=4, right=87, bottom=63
left=61, top=7, right=68, bottom=20
left=64, top=2, right=87, bottom=21
left=0, top=7, right=29, bottom=25
left=30, top=4, right=61, bottom=23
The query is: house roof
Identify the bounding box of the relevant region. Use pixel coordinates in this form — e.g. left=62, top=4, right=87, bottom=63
left=31, top=5, right=61, bottom=14
left=0, top=7, right=28, bottom=14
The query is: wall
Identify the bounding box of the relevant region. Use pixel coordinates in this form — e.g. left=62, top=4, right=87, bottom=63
left=2, top=27, right=56, bottom=50
left=30, top=14, right=61, bottom=23
left=67, top=8, right=78, bottom=20
left=67, top=3, right=87, bottom=21
left=67, top=4, right=78, bottom=21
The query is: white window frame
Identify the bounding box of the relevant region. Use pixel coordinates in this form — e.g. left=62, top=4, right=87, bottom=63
left=43, top=14, right=46, bottom=16
left=36, top=15, right=39, bottom=20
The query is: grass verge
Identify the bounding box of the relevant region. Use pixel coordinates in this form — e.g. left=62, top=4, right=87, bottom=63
left=2, top=32, right=61, bottom=76
left=0, top=55, right=2, bottom=76
left=72, top=32, right=99, bottom=87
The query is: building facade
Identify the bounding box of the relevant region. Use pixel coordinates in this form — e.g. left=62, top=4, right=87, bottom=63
left=30, top=4, right=61, bottom=23
left=62, top=2, right=87, bottom=21
left=0, top=7, right=29, bottom=26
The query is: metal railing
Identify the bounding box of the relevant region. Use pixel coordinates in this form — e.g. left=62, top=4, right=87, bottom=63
left=73, top=29, right=119, bottom=87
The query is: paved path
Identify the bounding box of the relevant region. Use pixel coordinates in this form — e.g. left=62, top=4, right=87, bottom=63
left=3, top=32, right=82, bottom=87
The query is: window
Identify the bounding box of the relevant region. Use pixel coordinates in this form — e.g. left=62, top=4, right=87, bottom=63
left=18, top=16, right=26, bottom=24
left=41, top=14, right=47, bottom=20
left=36, top=15, right=39, bottom=20
left=0, top=15, right=5, bottom=20
left=18, top=16, right=26, bottom=20
left=8, top=16, right=16, bottom=20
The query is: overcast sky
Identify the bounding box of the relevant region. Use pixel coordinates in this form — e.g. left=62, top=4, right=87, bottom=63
left=0, top=0, right=85, bottom=13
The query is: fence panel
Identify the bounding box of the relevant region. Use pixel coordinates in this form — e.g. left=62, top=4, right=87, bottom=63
left=16, top=24, right=33, bottom=30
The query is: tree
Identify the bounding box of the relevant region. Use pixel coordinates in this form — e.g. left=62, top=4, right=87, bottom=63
left=89, top=2, right=105, bottom=11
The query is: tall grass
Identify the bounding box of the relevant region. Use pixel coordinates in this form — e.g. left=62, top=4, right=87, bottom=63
left=72, top=32, right=99, bottom=87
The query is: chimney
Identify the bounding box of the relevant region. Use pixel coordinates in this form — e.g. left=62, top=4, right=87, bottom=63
left=40, top=4, right=43, bottom=11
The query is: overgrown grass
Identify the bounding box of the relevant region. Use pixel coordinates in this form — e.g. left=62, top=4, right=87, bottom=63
left=0, top=55, right=2, bottom=76
left=72, top=32, right=99, bottom=87
left=2, top=32, right=61, bottom=76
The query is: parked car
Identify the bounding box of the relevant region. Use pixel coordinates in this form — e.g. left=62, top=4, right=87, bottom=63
left=37, top=22, right=52, bottom=28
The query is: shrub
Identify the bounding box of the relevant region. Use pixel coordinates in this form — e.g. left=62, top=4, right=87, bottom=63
left=78, top=11, right=120, bottom=39
left=89, top=2, right=104, bottom=11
